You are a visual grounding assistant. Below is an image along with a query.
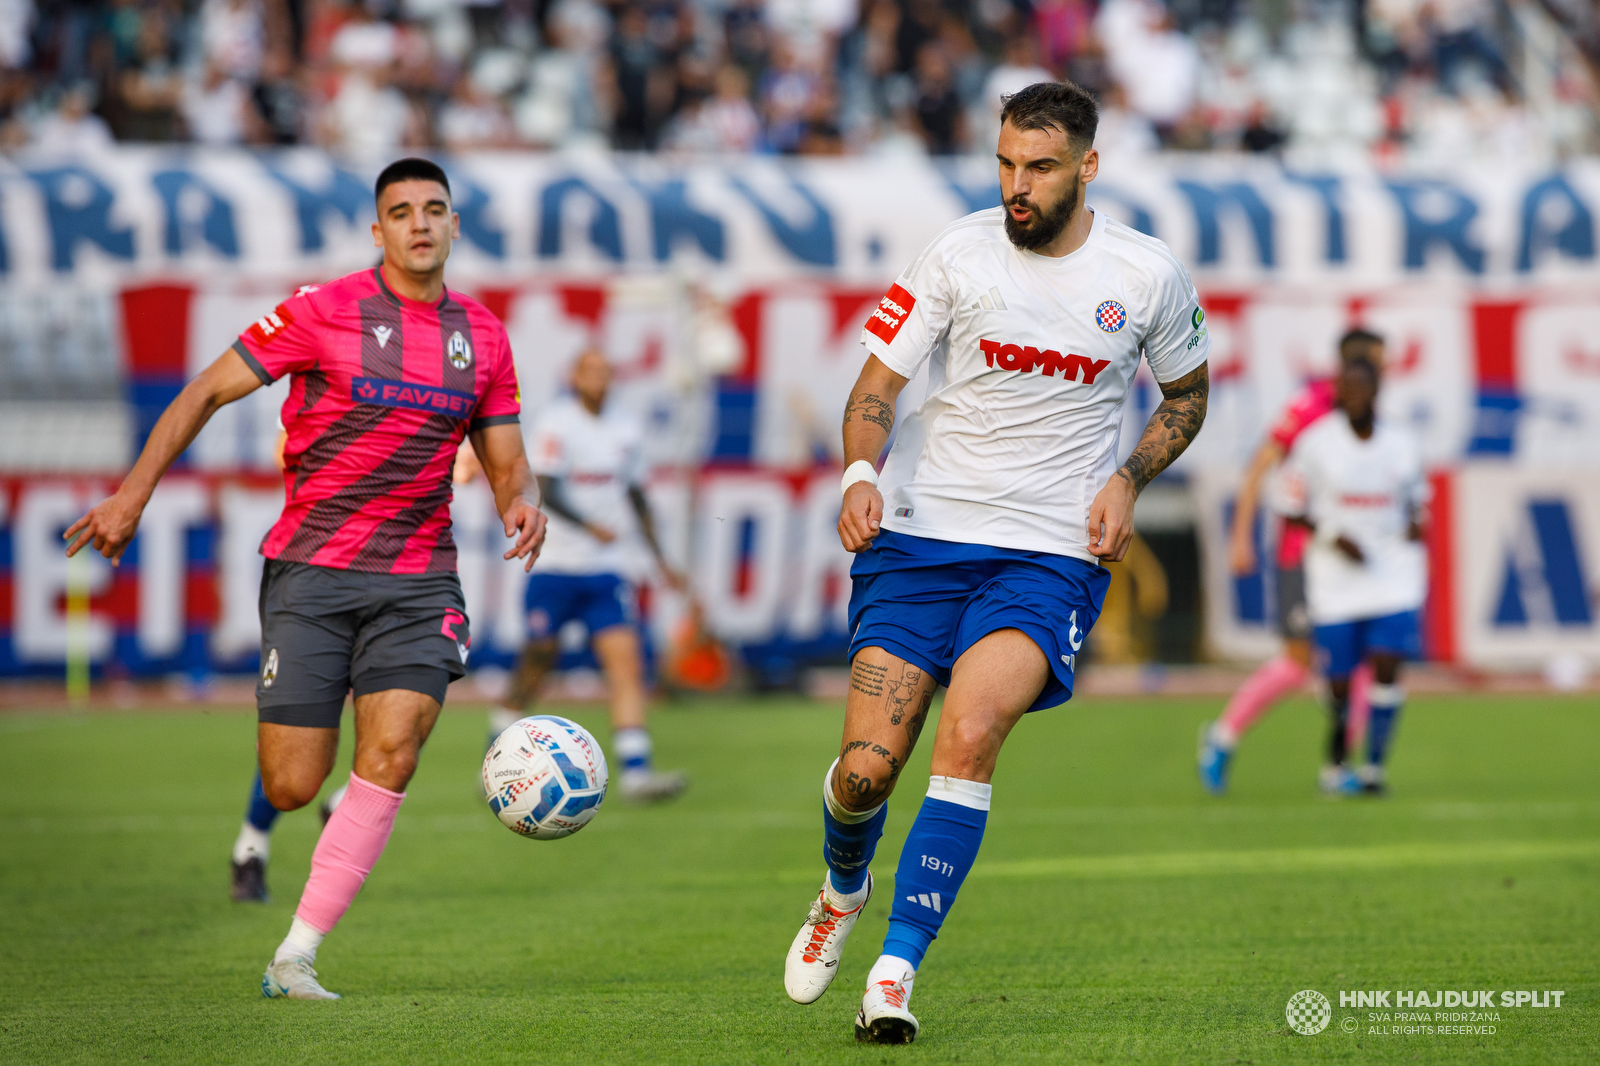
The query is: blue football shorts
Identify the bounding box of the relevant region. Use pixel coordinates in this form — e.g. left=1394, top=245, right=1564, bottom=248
left=523, top=572, right=634, bottom=641
left=1313, top=609, right=1421, bottom=678
left=846, top=529, right=1111, bottom=712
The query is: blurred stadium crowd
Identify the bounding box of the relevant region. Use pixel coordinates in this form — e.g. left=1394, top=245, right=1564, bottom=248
left=1, top=0, right=1597, bottom=163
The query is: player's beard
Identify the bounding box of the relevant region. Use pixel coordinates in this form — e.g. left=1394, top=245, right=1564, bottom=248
left=1003, top=174, right=1081, bottom=251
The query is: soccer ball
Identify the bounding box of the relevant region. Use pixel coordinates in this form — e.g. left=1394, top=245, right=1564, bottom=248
left=482, top=715, right=608, bottom=839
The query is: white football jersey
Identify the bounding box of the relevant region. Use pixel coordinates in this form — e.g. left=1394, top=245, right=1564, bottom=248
left=1284, top=412, right=1429, bottom=624
left=862, top=206, right=1210, bottom=562
left=526, top=396, right=648, bottom=575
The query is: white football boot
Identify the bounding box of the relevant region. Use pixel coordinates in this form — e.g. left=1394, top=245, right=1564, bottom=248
left=855, top=971, right=919, bottom=1044
left=261, top=957, right=341, bottom=1000
left=784, top=873, right=872, bottom=1004
left=619, top=768, right=688, bottom=803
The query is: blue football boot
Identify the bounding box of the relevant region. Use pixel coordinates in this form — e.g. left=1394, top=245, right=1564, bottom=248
left=1197, top=722, right=1232, bottom=796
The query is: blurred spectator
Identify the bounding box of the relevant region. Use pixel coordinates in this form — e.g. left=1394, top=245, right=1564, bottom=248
left=513, top=2, right=607, bottom=147
left=31, top=83, right=113, bottom=152
left=1098, top=0, right=1200, bottom=139
left=760, top=34, right=824, bottom=152
left=181, top=60, right=253, bottom=144
left=609, top=2, right=669, bottom=149
left=1425, top=0, right=1513, bottom=97
left=910, top=41, right=963, bottom=154
left=438, top=74, right=511, bottom=149
left=663, top=62, right=759, bottom=152
left=0, top=0, right=33, bottom=69
left=201, top=0, right=267, bottom=81
left=974, top=35, right=1053, bottom=147
left=118, top=12, right=182, bottom=141
left=1093, top=82, right=1159, bottom=161
left=1034, top=0, right=1095, bottom=74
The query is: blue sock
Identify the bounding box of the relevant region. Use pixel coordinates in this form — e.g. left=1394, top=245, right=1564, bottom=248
left=246, top=771, right=280, bottom=832
left=613, top=728, right=652, bottom=775
left=822, top=759, right=887, bottom=895
left=1366, top=683, right=1404, bottom=765
left=882, top=777, right=991, bottom=969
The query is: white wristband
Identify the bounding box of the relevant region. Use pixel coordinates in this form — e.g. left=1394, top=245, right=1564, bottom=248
left=841, top=460, right=878, bottom=495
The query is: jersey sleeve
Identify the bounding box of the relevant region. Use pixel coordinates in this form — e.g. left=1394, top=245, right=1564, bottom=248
left=471, top=324, right=521, bottom=431
left=527, top=412, right=569, bottom=478
left=1141, top=258, right=1210, bottom=384
left=860, top=236, right=956, bottom=380
left=1269, top=388, right=1319, bottom=451
left=231, top=287, right=323, bottom=384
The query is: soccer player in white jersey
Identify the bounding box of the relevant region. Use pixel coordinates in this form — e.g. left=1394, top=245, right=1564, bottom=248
left=782, top=82, right=1212, bottom=1044
left=487, top=347, right=688, bottom=803
left=1283, top=356, right=1427, bottom=795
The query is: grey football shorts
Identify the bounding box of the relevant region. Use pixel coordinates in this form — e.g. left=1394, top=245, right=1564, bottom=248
left=256, top=559, right=470, bottom=729
left=1276, top=565, right=1312, bottom=641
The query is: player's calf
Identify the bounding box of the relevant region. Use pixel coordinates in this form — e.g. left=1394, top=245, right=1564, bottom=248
left=785, top=760, right=888, bottom=1004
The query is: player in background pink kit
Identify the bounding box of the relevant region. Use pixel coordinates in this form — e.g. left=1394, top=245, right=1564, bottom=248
left=1197, top=330, right=1383, bottom=794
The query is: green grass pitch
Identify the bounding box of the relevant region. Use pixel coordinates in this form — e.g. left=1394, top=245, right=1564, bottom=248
left=1, top=693, right=1596, bottom=1064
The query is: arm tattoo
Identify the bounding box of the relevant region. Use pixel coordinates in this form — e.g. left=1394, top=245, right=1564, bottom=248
left=844, top=391, right=894, bottom=433
left=1117, top=363, right=1209, bottom=494
left=536, top=475, right=586, bottom=525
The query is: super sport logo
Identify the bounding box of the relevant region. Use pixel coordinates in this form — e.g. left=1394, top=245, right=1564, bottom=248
left=352, top=376, right=477, bottom=417
left=864, top=283, right=916, bottom=344
left=246, top=303, right=296, bottom=347
left=979, top=339, right=1111, bottom=384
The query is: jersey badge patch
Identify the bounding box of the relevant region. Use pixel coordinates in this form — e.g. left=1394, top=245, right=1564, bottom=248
left=865, top=283, right=915, bottom=344
left=372, top=325, right=393, bottom=349
left=448, top=330, right=473, bottom=370
left=1095, top=301, right=1126, bottom=333
left=246, top=304, right=295, bottom=347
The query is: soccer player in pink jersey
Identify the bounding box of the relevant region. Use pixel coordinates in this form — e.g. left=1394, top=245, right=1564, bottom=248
left=1197, top=329, right=1383, bottom=794
left=65, top=158, right=547, bottom=1000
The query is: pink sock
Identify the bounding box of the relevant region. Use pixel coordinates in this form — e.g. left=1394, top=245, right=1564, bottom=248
left=1217, top=656, right=1309, bottom=745
left=1346, top=662, right=1373, bottom=755
left=293, top=773, right=405, bottom=934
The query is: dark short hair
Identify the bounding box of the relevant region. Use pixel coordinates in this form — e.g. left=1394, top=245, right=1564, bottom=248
left=1338, top=328, right=1385, bottom=366
left=375, top=158, right=451, bottom=202
left=998, top=81, right=1098, bottom=153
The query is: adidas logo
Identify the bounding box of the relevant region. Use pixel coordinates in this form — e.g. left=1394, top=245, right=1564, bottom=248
left=971, top=287, right=1007, bottom=312
left=905, top=892, right=942, bottom=913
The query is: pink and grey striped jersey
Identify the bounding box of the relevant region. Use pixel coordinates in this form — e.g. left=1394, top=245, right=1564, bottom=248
left=232, top=267, right=520, bottom=574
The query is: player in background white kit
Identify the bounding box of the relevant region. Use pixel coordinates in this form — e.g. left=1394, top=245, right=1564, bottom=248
left=783, top=82, right=1211, bottom=1044
left=487, top=348, right=688, bottom=803
left=1284, top=356, right=1427, bottom=795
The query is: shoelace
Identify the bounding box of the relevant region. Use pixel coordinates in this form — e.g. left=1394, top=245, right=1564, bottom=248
left=284, top=958, right=320, bottom=982
left=875, top=980, right=907, bottom=1009
left=801, top=897, right=849, bottom=963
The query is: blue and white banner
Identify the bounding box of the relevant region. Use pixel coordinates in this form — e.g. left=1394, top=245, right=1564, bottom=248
left=0, top=149, right=1597, bottom=284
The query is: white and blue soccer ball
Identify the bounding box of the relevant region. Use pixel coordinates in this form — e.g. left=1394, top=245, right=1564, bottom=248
left=482, top=715, right=608, bottom=839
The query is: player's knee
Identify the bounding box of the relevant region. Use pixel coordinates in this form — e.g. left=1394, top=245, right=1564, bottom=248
left=260, top=769, right=322, bottom=811
left=833, top=753, right=893, bottom=811
left=356, top=736, right=420, bottom=791
left=941, top=714, right=1006, bottom=773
